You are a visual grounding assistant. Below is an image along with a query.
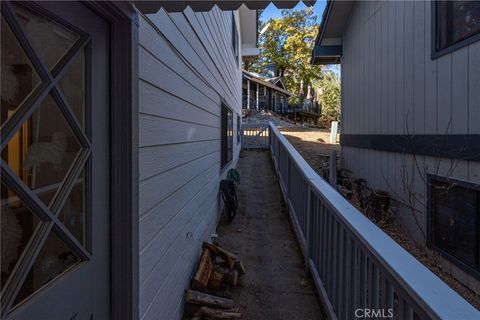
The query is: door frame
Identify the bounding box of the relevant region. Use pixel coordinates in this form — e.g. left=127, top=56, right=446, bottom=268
left=84, top=2, right=139, bottom=320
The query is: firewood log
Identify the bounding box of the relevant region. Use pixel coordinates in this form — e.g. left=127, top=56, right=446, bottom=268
left=207, top=270, right=225, bottom=289
left=195, top=306, right=241, bottom=320
left=233, top=256, right=246, bottom=275
left=192, top=249, right=213, bottom=290
left=185, top=289, right=234, bottom=309
left=223, top=269, right=239, bottom=286
left=202, top=242, right=236, bottom=269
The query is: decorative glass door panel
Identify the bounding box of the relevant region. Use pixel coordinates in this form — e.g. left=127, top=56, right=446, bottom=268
left=1, top=94, right=83, bottom=207
left=12, top=3, right=80, bottom=71
left=0, top=16, right=40, bottom=126
left=0, top=183, right=41, bottom=290
left=0, top=2, right=109, bottom=318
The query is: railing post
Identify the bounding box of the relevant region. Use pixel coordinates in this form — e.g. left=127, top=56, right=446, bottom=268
left=268, top=125, right=272, bottom=149
left=247, top=79, right=251, bottom=109
left=240, top=125, right=244, bottom=149
left=305, top=185, right=312, bottom=260
left=287, top=156, right=291, bottom=198
left=348, top=241, right=357, bottom=319
left=329, top=150, right=337, bottom=189
left=256, top=83, right=259, bottom=110
left=336, top=228, right=345, bottom=316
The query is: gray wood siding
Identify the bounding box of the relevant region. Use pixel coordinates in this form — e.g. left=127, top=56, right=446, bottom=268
left=340, top=1, right=480, bottom=292
left=342, top=0, right=480, bottom=136
left=137, top=8, right=242, bottom=319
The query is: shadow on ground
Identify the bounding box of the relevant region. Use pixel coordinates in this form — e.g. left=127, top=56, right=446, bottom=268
left=216, top=150, right=325, bottom=320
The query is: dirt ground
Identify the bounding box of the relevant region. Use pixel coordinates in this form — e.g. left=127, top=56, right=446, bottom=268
left=216, top=151, right=325, bottom=320
left=378, top=220, right=480, bottom=310
left=280, top=127, right=341, bottom=174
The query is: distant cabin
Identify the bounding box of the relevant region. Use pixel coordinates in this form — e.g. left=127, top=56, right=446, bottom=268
left=242, top=70, right=292, bottom=111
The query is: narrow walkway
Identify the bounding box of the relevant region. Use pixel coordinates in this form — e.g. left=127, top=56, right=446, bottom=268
left=217, top=151, right=325, bottom=320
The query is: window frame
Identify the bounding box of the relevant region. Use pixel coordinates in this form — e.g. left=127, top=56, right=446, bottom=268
left=0, top=2, right=141, bottom=317
left=431, top=0, right=480, bottom=59
left=231, top=12, right=239, bottom=65
left=220, top=103, right=233, bottom=170
left=237, top=114, right=241, bottom=144
left=426, top=174, right=480, bottom=279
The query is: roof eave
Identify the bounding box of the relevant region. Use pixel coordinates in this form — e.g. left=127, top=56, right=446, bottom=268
left=310, top=0, right=354, bottom=65
left=134, top=1, right=317, bottom=14
left=311, top=44, right=342, bottom=65
left=242, top=71, right=292, bottom=96
left=313, top=0, right=334, bottom=47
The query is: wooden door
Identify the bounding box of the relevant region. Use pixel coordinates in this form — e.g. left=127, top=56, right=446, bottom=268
left=1, top=1, right=110, bottom=319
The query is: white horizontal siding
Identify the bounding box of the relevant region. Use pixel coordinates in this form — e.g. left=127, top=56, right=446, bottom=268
left=138, top=7, right=241, bottom=319
left=140, top=75, right=220, bottom=126
left=139, top=114, right=219, bottom=147
left=139, top=140, right=218, bottom=180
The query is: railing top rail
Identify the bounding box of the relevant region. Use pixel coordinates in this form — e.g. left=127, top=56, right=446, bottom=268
left=268, top=122, right=480, bottom=319
left=242, top=123, right=270, bottom=128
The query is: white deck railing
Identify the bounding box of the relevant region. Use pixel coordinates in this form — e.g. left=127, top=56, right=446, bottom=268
left=268, top=122, right=479, bottom=320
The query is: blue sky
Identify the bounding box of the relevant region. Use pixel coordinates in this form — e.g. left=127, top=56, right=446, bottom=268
left=258, top=1, right=339, bottom=76
left=259, top=0, right=327, bottom=23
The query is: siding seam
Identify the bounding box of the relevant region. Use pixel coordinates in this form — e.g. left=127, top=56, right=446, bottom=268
left=139, top=149, right=220, bottom=183
left=140, top=161, right=220, bottom=221
left=139, top=44, right=218, bottom=105
left=139, top=181, right=217, bottom=283
left=139, top=138, right=219, bottom=149
left=139, top=79, right=220, bottom=118
left=139, top=112, right=220, bottom=129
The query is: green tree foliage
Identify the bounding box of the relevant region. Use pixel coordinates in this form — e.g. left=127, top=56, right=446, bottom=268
left=312, top=71, right=341, bottom=122
left=248, top=7, right=341, bottom=124
left=249, top=8, right=323, bottom=94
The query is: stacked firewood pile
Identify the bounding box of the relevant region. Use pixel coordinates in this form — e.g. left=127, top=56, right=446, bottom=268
left=184, top=242, right=246, bottom=320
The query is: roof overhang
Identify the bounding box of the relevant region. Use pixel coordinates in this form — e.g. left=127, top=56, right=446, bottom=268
left=134, top=1, right=316, bottom=60
left=273, top=78, right=286, bottom=90
left=311, top=0, right=354, bottom=65
left=241, top=47, right=261, bottom=57
left=134, top=1, right=316, bottom=14
left=239, top=5, right=260, bottom=58
left=243, top=71, right=292, bottom=97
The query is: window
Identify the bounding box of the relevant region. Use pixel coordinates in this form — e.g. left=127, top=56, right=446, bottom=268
left=1, top=2, right=90, bottom=304
left=237, top=115, right=241, bottom=143
left=434, top=1, right=480, bottom=57
left=221, top=104, right=233, bottom=168
left=231, top=12, right=239, bottom=64
left=428, top=176, right=480, bottom=275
